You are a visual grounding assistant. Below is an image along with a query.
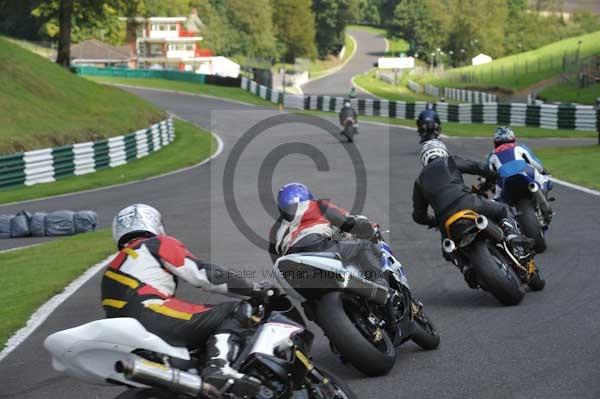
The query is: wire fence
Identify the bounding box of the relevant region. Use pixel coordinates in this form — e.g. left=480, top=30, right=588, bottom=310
left=441, top=50, right=584, bottom=87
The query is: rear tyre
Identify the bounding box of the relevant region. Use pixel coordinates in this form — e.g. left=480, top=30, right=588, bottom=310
left=527, top=268, right=546, bottom=291
left=411, top=309, right=440, bottom=350
left=470, top=241, right=525, bottom=306
left=115, top=389, right=177, bottom=399
left=316, top=292, right=396, bottom=376
left=517, top=199, right=547, bottom=253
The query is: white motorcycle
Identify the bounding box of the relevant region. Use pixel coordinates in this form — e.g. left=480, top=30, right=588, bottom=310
left=45, top=293, right=357, bottom=399
left=274, top=229, right=440, bottom=377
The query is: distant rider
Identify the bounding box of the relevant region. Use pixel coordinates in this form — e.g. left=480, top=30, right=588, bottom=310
left=348, top=86, right=357, bottom=99
left=268, top=183, right=384, bottom=284
left=339, top=99, right=358, bottom=135
left=102, top=204, right=271, bottom=393
left=411, top=140, right=533, bottom=284
left=487, top=126, right=552, bottom=202
left=416, top=104, right=442, bottom=143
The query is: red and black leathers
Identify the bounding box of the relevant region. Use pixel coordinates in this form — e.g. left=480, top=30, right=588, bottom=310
left=101, top=235, right=254, bottom=349
left=268, top=199, right=383, bottom=282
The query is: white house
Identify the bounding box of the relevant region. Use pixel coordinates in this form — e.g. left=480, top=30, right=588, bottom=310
left=121, top=12, right=240, bottom=77
left=472, top=53, right=493, bottom=66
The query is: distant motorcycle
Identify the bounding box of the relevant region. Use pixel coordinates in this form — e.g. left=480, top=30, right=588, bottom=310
left=44, top=292, right=357, bottom=399
left=341, top=117, right=358, bottom=142
left=274, top=227, right=439, bottom=377
left=496, top=163, right=554, bottom=253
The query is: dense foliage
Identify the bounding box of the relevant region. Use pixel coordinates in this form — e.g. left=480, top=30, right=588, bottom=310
left=353, top=0, right=600, bottom=66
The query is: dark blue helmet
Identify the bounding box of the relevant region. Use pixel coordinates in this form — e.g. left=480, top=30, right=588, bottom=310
left=278, top=183, right=314, bottom=210
left=418, top=108, right=438, bottom=123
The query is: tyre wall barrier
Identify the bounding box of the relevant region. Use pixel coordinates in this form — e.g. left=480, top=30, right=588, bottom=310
left=0, top=118, right=174, bottom=189
left=240, top=77, right=597, bottom=132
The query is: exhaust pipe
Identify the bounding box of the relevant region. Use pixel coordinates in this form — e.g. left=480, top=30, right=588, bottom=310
left=337, top=274, right=389, bottom=305
left=116, top=357, right=203, bottom=397
left=528, top=183, right=551, bottom=214
left=442, top=239, right=456, bottom=254
left=475, top=215, right=504, bottom=243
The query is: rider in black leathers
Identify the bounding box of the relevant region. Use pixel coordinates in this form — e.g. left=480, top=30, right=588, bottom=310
left=412, top=140, right=532, bottom=282
left=339, top=99, right=358, bottom=133
left=416, top=105, right=442, bottom=143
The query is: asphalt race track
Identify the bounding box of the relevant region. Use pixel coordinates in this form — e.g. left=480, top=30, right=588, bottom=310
left=0, top=86, right=599, bottom=399
left=301, top=28, right=386, bottom=98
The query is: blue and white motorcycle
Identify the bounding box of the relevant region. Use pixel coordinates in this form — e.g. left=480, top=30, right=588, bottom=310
left=274, top=228, right=439, bottom=377
left=495, top=161, right=554, bottom=253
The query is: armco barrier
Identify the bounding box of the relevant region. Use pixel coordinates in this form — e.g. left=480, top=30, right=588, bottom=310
left=0, top=118, right=174, bottom=189
left=240, top=77, right=598, bottom=132
left=408, top=79, right=498, bottom=103
left=73, top=66, right=242, bottom=87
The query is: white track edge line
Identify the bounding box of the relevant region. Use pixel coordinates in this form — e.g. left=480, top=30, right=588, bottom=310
left=0, top=120, right=224, bottom=208
left=549, top=177, right=600, bottom=196
left=0, top=255, right=112, bottom=363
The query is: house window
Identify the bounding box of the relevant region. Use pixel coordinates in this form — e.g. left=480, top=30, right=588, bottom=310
left=159, top=24, right=167, bottom=31
left=185, top=44, right=193, bottom=51
left=150, top=43, right=163, bottom=55
left=170, top=24, right=177, bottom=31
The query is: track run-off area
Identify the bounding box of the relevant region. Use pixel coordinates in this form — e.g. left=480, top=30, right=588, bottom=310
left=0, top=86, right=599, bottom=399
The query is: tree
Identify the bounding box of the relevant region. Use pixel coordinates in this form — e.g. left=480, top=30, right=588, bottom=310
left=356, top=0, right=381, bottom=26
left=223, top=0, right=277, bottom=59
left=388, top=0, right=444, bottom=59
left=313, top=0, right=355, bottom=58
left=271, top=0, right=317, bottom=62
left=33, top=0, right=141, bottom=67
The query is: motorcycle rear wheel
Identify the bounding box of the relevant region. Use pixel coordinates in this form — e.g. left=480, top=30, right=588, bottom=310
left=517, top=199, right=547, bottom=253
left=114, top=388, right=177, bottom=399
left=316, top=291, right=396, bottom=376
left=471, top=241, right=525, bottom=306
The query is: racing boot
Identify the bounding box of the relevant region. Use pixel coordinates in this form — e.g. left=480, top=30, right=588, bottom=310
left=202, top=333, right=261, bottom=395
left=500, top=218, right=534, bottom=256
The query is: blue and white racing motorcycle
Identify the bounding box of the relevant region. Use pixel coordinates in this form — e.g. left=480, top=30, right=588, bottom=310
left=495, top=161, right=554, bottom=253
left=274, top=228, right=440, bottom=377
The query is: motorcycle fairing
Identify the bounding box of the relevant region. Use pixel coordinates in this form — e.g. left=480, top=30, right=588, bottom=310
left=44, top=318, right=190, bottom=385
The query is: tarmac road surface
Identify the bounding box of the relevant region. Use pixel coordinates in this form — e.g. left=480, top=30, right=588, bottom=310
left=1, top=88, right=599, bottom=399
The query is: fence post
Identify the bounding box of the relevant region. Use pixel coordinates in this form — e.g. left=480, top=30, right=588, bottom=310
left=596, top=98, right=600, bottom=145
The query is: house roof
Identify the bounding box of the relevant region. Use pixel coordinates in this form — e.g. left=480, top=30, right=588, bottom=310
left=70, top=40, right=131, bottom=61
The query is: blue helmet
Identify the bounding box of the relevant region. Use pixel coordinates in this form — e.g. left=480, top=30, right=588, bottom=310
left=277, top=183, right=314, bottom=210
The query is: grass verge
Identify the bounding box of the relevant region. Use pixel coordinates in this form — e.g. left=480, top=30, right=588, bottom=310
left=0, top=119, right=216, bottom=204
left=354, top=69, right=448, bottom=102
left=0, top=229, right=114, bottom=349
left=536, top=145, right=600, bottom=191
left=0, top=36, right=164, bottom=153
left=538, top=81, right=600, bottom=105
left=300, top=110, right=597, bottom=139
left=86, top=76, right=274, bottom=106
left=417, top=30, right=600, bottom=92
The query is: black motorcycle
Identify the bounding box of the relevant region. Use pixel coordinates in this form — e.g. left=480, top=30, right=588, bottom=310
left=45, top=292, right=356, bottom=399
left=273, top=231, right=439, bottom=377
left=441, top=207, right=545, bottom=306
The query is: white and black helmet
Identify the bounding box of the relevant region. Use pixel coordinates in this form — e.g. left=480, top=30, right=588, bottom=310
left=112, top=204, right=165, bottom=247
left=420, top=139, right=449, bottom=166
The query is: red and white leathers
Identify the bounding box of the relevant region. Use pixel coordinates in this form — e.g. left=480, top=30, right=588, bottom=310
left=101, top=235, right=255, bottom=349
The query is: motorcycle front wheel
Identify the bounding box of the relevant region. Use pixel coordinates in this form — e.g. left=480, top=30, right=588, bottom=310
left=470, top=241, right=525, bottom=306
left=306, top=365, right=358, bottom=399
left=115, top=388, right=177, bottom=399
left=411, top=309, right=440, bottom=350
left=316, top=291, right=396, bottom=376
